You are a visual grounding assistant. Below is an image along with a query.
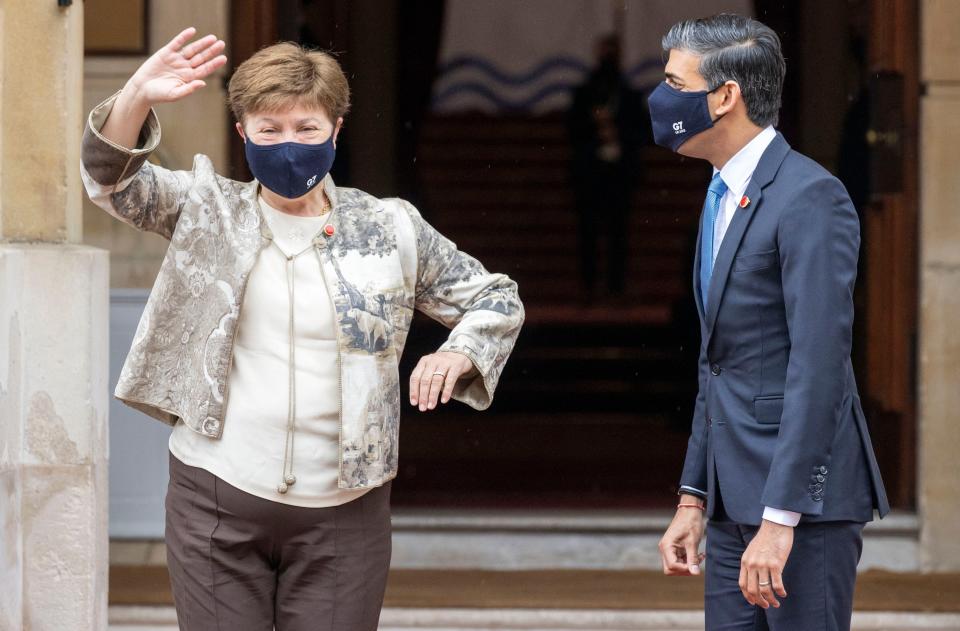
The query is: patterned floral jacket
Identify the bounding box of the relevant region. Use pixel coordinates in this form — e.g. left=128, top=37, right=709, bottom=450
left=81, top=93, right=524, bottom=489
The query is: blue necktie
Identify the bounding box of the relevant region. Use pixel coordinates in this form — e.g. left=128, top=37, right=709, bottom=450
left=700, top=173, right=728, bottom=310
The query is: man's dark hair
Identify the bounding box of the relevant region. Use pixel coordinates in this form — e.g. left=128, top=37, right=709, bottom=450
left=662, top=13, right=786, bottom=127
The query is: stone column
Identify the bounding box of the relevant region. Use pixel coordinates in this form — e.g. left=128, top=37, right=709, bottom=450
left=918, top=0, right=960, bottom=572
left=0, top=1, right=110, bottom=629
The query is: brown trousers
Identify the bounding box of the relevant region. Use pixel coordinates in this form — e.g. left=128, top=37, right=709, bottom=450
left=165, top=451, right=392, bottom=631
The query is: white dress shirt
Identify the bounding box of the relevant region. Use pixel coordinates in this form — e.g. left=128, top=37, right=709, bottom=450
left=712, top=125, right=777, bottom=264
left=682, top=126, right=802, bottom=528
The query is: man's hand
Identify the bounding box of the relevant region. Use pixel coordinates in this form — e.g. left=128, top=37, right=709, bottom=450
left=658, top=495, right=706, bottom=576
left=739, top=519, right=793, bottom=608
left=409, top=351, right=477, bottom=411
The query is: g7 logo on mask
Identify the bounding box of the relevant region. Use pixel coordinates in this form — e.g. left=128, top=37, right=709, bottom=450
left=306, top=174, right=318, bottom=188
left=673, top=121, right=686, bottom=134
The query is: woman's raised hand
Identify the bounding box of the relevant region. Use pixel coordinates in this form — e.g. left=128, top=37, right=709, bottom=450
left=100, top=27, right=227, bottom=150
left=127, top=27, right=227, bottom=105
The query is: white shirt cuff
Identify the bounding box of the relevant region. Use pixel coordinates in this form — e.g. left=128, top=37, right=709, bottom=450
left=762, top=507, right=802, bottom=527
left=679, top=485, right=707, bottom=498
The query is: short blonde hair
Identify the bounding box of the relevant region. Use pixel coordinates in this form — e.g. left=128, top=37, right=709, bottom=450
left=227, top=42, right=350, bottom=124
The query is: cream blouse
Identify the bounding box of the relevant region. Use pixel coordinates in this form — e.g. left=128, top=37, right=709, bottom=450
left=169, top=197, right=371, bottom=507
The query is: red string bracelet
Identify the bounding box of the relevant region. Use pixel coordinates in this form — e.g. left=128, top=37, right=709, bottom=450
left=677, top=503, right=705, bottom=511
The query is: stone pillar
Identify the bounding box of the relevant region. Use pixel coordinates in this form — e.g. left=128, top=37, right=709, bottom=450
left=918, top=0, right=960, bottom=572
left=0, top=1, right=110, bottom=629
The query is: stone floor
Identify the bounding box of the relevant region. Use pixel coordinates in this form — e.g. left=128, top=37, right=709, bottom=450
left=108, top=605, right=960, bottom=631
left=110, top=509, right=923, bottom=572
left=108, top=565, right=960, bottom=612
left=107, top=512, right=956, bottom=630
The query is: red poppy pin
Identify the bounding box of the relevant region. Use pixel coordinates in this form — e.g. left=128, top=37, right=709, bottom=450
left=323, top=224, right=335, bottom=237
left=739, top=195, right=751, bottom=209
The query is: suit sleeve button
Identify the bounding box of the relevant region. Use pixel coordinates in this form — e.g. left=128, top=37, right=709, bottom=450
left=711, top=364, right=722, bottom=376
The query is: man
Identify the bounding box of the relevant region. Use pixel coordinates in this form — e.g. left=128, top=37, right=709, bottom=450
left=649, top=14, right=889, bottom=631
left=567, top=34, right=649, bottom=302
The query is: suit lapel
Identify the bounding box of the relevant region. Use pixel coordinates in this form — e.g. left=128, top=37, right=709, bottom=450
left=703, top=133, right=791, bottom=346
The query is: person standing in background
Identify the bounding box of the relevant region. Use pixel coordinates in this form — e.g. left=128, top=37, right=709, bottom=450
left=568, top=34, right=650, bottom=303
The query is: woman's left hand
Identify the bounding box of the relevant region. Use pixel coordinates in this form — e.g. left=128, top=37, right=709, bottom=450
left=409, top=352, right=478, bottom=411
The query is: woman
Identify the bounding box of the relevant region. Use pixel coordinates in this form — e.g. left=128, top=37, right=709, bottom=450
left=81, top=28, right=523, bottom=630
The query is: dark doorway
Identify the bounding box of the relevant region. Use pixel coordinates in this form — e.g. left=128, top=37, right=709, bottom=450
left=228, top=0, right=919, bottom=510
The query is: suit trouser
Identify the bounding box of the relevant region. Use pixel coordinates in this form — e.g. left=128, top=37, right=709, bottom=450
left=164, top=451, right=392, bottom=631
left=705, top=519, right=865, bottom=631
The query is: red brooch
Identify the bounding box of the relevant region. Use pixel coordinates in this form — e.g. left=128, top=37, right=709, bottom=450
left=739, top=195, right=751, bottom=209
left=323, top=224, right=335, bottom=237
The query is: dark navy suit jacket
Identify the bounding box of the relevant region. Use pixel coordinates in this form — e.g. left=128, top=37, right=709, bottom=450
left=680, top=133, right=891, bottom=525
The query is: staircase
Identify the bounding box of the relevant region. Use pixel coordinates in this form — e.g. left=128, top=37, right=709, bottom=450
left=416, top=113, right=710, bottom=320
left=393, top=113, right=712, bottom=509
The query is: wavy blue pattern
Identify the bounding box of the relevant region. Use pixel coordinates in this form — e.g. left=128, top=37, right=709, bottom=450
left=432, top=80, right=580, bottom=112
left=431, top=80, right=661, bottom=112
left=435, top=55, right=663, bottom=85
left=437, top=55, right=590, bottom=85
left=431, top=55, right=665, bottom=111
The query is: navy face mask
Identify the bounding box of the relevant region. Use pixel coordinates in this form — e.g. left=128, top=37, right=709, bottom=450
left=647, top=82, right=720, bottom=152
left=244, top=135, right=336, bottom=199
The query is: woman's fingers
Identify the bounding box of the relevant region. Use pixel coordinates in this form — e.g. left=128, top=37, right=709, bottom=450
left=431, top=362, right=466, bottom=408
left=440, top=364, right=463, bottom=404
left=179, top=34, right=218, bottom=61
left=417, top=365, right=437, bottom=411
left=414, top=358, right=433, bottom=410
left=410, top=353, right=472, bottom=410
left=165, top=27, right=197, bottom=53
left=193, top=54, right=228, bottom=80
left=167, top=80, right=206, bottom=101
left=409, top=358, right=426, bottom=406
left=190, top=39, right=226, bottom=69
left=425, top=368, right=447, bottom=410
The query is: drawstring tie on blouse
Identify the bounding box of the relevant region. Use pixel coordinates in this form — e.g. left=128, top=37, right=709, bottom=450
left=276, top=242, right=314, bottom=494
